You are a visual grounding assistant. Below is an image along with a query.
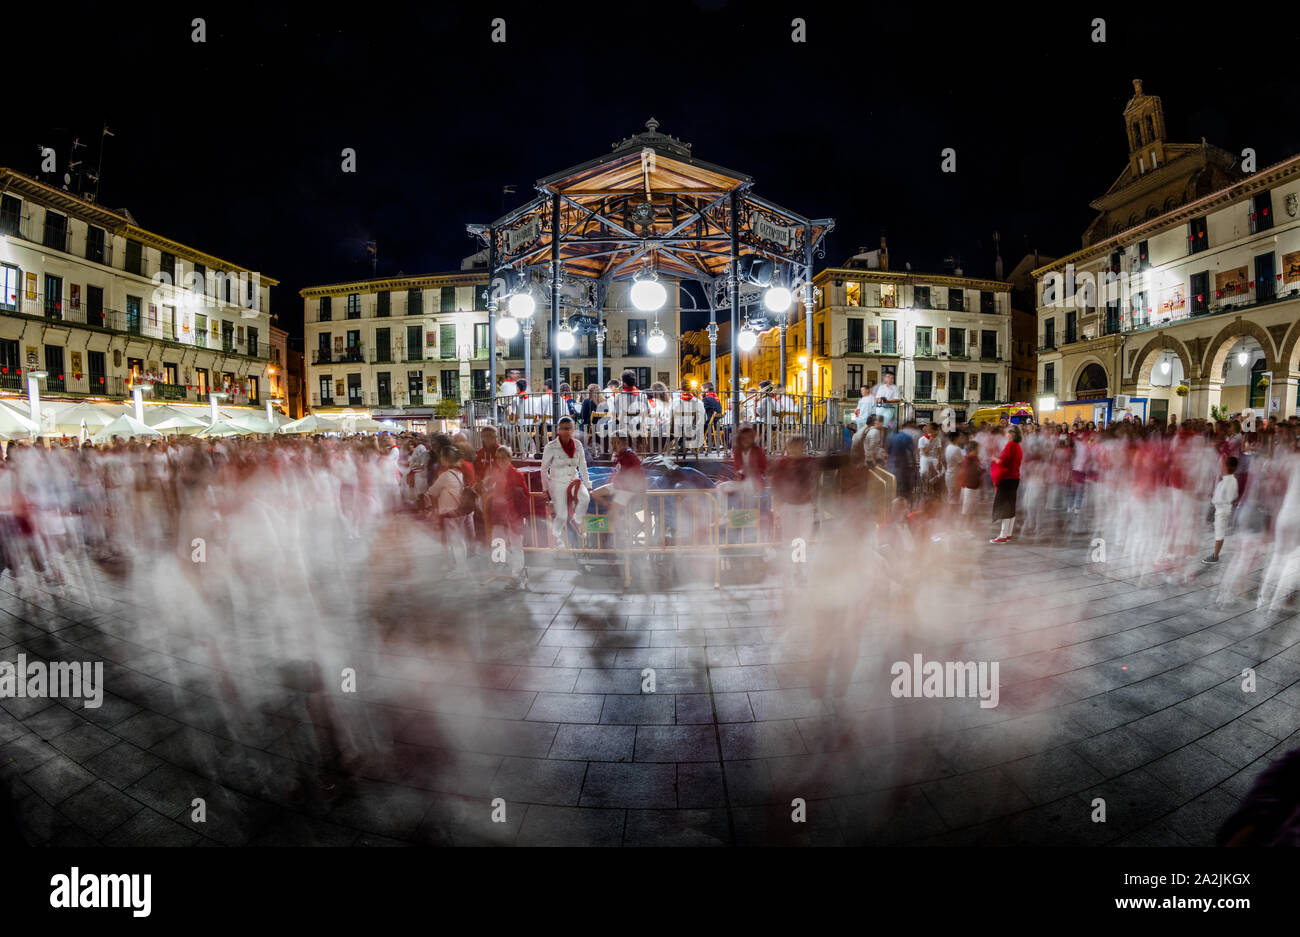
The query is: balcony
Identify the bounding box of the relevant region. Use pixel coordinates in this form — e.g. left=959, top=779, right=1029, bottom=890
left=837, top=338, right=867, bottom=356
left=377, top=392, right=392, bottom=407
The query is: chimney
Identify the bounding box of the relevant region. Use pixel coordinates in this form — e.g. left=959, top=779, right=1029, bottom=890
left=879, top=236, right=889, bottom=271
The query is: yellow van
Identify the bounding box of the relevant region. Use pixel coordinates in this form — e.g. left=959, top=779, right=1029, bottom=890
left=968, top=402, right=1035, bottom=426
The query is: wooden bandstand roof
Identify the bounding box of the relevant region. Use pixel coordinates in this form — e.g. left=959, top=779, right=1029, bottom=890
left=471, top=119, right=833, bottom=288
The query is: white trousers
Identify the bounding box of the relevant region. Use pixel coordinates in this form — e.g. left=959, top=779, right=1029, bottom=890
left=548, top=479, right=590, bottom=546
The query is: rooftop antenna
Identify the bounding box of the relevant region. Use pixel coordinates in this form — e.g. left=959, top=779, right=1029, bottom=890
left=90, top=124, right=113, bottom=204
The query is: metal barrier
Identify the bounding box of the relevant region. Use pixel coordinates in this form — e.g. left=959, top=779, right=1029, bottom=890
left=463, top=393, right=846, bottom=457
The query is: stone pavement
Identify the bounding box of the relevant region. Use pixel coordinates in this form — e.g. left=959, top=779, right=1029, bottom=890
left=1, top=525, right=1298, bottom=847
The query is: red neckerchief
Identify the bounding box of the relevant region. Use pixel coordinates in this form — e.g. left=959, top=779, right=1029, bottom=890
left=518, top=393, right=528, bottom=399
left=560, top=437, right=575, bottom=458
left=704, top=392, right=718, bottom=399
left=623, top=385, right=638, bottom=394
left=681, top=393, right=694, bottom=401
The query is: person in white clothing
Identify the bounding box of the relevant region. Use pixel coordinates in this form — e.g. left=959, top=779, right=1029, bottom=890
left=1203, top=455, right=1239, bottom=564
left=873, top=371, right=900, bottom=402
left=852, top=385, right=877, bottom=431
left=541, top=417, right=592, bottom=548
left=670, top=381, right=707, bottom=453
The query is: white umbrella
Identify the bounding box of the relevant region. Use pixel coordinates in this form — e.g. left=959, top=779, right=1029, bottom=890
left=279, top=413, right=341, bottom=434
left=195, top=420, right=248, bottom=438
left=89, top=414, right=162, bottom=444
left=340, top=415, right=384, bottom=433
left=142, top=405, right=202, bottom=427
left=226, top=414, right=277, bottom=435
left=46, top=402, right=125, bottom=435
left=0, top=406, right=39, bottom=439
left=151, top=414, right=210, bottom=435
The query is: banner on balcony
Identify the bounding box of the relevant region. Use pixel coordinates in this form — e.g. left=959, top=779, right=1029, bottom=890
left=71, top=352, right=82, bottom=381
left=25, top=273, right=35, bottom=300
left=1283, top=251, right=1300, bottom=285
left=1157, top=284, right=1186, bottom=316
left=70, top=284, right=80, bottom=310
left=1215, top=266, right=1249, bottom=297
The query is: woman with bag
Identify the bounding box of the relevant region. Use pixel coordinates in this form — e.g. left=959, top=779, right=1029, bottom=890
left=429, top=444, right=470, bottom=568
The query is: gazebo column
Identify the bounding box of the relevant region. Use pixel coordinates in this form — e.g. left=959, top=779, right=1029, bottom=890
left=551, top=191, right=562, bottom=427
left=729, top=190, right=741, bottom=426
left=487, top=225, right=497, bottom=405
left=804, top=225, right=815, bottom=422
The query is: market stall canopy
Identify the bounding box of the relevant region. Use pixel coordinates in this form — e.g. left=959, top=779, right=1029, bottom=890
left=195, top=420, right=249, bottom=438
left=226, top=414, right=278, bottom=435
left=142, top=405, right=206, bottom=428
left=90, top=414, right=162, bottom=443
left=338, top=415, right=384, bottom=433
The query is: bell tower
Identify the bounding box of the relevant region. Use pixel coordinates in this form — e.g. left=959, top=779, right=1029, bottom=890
left=1124, top=79, right=1167, bottom=177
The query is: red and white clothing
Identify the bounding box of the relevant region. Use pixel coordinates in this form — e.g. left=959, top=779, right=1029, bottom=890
left=670, top=393, right=706, bottom=448
left=541, top=436, right=591, bottom=544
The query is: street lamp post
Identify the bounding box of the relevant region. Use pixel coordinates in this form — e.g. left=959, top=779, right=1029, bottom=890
left=209, top=391, right=227, bottom=425
left=27, top=369, right=47, bottom=434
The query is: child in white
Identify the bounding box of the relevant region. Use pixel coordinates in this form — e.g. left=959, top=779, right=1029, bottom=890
left=1203, top=455, right=1239, bottom=564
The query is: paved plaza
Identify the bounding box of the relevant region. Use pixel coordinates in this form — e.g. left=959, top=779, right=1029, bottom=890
left=2, top=524, right=1299, bottom=847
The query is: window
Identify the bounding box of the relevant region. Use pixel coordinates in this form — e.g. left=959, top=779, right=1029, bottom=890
left=222, top=321, right=235, bottom=352
left=950, top=328, right=965, bottom=357
left=437, top=286, right=454, bottom=313
left=318, top=374, right=333, bottom=404
left=247, top=376, right=259, bottom=404
left=948, top=288, right=964, bottom=311
left=43, top=211, right=67, bottom=251
left=376, top=291, right=390, bottom=317
left=88, top=351, right=105, bottom=390
left=980, top=291, right=996, bottom=314
left=1130, top=290, right=1148, bottom=328
left=0, top=195, right=19, bottom=236
left=1188, top=217, right=1208, bottom=254
left=319, top=296, right=332, bottom=321
left=950, top=371, right=963, bottom=396
left=848, top=364, right=863, bottom=390
left=407, top=325, right=422, bottom=360
left=247, top=326, right=259, bottom=357
left=474, top=322, right=489, bottom=357
left=86, top=285, right=104, bottom=326
left=164, top=362, right=178, bottom=386
left=1251, top=191, right=1273, bottom=234
left=86, top=226, right=106, bottom=264
left=160, top=252, right=177, bottom=283
left=346, top=293, right=361, bottom=319
left=195, top=313, right=207, bottom=348
left=881, top=319, right=896, bottom=354
left=346, top=329, right=361, bottom=361
left=1044, top=319, right=1055, bottom=348
left=1136, top=240, right=1150, bottom=271
left=408, top=288, right=423, bottom=316
left=408, top=371, right=424, bottom=404
left=375, top=327, right=391, bottom=362
left=1065, top=311, right=1077, bottom=344
left=472, top=368, right=490, bottom=398
left=124, top=239, right=143, bottom=276
left=192, top=263, right=206, bottom=294
left=1256, top=252, right=1276, bottom=302
left=162, top=305, right=176, bottom=340
left=980, top=372, right=997, bottom=402
left=44, top=274, right=62, bottom=319
left=45, top=346, right=65, bottom=390
left=846, top=318, right=864, bottom=354
left=914, top=286, right=931, bottom=309
left=845, top=282, right=861, bottom=306
left=915, top=369, right=933, bottom=399
left=1190, top=271, right=1209, bottom=315
left=1104, top=301, right=1120, bottom=335
left=0, top=264, right=17, bottom=313
left=439, top=323, right=457, bottom=359
left=980, top=330, right=997, bottom=359
left=127, top=357, right=144, bottom=382
left=474, top=284, right=489, bottom=311
left=347, top=373, right=363, bottom=404
left=627, top=319, right=647, bottom=355
left=915, top=326, right=933, bottom=356
left=1044, top=362, right=1055, bottom=393
left=376, top=371, right=392, bottom=407
left=440, top=369, right=458, bottom=399
left=879, top=283, right=897, bottom=308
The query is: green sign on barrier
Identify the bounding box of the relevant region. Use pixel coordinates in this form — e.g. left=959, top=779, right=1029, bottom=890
left=585, top=515, right=611, bottom=533
left=728, top=509, right=757, bottom=528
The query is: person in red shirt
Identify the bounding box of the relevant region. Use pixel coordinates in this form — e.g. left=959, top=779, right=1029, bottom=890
left=989, top=423, right=1023, bottom=543
left=482, top=445, right=531, bottom=589
left=607, top=432, right=645, bottom=551
left=474, top=425, right=500, bottom=483
left=730, top=424, right=768, bottom=498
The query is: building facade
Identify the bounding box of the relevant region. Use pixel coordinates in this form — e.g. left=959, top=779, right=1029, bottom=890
left=301, top=270, right=680, bottom=424
left=1034, top=81, right=1300, bottom=425
left=0, top=168, right=275, bottom=414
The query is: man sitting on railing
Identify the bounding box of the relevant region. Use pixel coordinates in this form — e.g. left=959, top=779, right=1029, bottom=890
left=610, top=370, right=648, bottom=453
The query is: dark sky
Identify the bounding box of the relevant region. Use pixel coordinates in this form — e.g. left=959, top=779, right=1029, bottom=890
left=7, top=2, right=1300, bottom=338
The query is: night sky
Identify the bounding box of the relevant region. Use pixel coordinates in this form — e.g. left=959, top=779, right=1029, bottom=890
left=7, top=3, right=1300, bottom=339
